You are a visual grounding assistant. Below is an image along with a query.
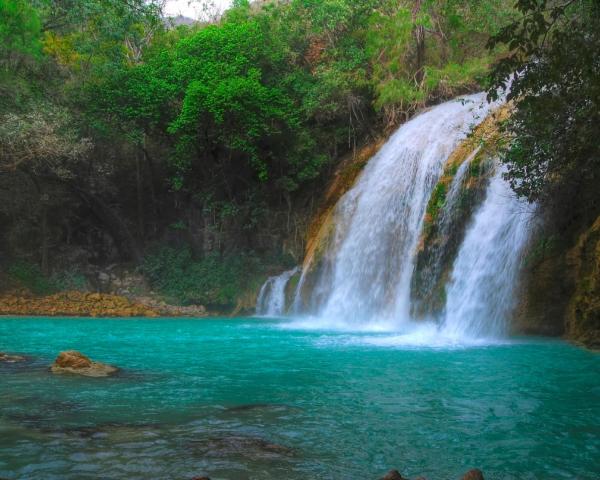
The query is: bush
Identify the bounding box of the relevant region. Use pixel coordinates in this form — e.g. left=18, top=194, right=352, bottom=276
left=142, top=247, right=267, bottom=308
left=7, top=261, right=56, bottom=295
left=51, top=268, right=88, bottom=292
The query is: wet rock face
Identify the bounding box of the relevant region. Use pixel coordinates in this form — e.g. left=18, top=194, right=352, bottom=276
left=515, top=214, right=600, bottom=346
left=50, top=350, right=118, bottom=377
left=461, top=469, right=484, bottom=480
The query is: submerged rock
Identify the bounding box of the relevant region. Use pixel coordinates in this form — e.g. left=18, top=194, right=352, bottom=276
left=0, top=352, right=26, bottom=363
left=225, top=403, right=299, bottom=413
left=380, top=470, right=407, bottom=480
left=50, top=350, right=118, bottom=377
left=190, top=434, right=293, bottom=459
left=461, top=469, right=484, bottom=480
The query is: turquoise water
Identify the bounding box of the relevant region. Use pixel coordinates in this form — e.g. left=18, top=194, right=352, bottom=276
left=1, top=317, right=599, bottom=480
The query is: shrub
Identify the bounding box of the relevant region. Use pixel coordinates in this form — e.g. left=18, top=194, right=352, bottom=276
left=7, top=261, right=55, bottom=295
left=142, top=247, right=267, bottom=308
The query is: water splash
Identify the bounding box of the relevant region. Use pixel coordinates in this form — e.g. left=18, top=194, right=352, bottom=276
left=297, top=94, right=495, bottom=327
left=256, top=267, right=299, bottom=316
left=441, top=171, right=535, bottom=339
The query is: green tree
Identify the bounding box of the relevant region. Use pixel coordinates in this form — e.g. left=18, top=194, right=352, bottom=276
left=488, top=0, right=600, bottom=224
left=367, top=0, right=513, bottom=125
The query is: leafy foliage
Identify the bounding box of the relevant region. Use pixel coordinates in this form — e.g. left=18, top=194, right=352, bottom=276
left=142, top=247, right=264, bottom=307
left=7, top=261, right=56, bottom=295
left=366, top=0, right=513, bottom=124
left=0, top=0, right=520, bottom=307
left=488, top=0, right=600, bottom=223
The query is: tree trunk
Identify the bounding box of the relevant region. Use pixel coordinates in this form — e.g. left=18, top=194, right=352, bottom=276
left=141, top=136, right=158, bottom=236
left=69, top=184, right=143, bottom=264
left=413, top=0, right=426, bottom=86
left=41, top=202, right=49, bottom=276
left=136, top=147, right=145, bottom=239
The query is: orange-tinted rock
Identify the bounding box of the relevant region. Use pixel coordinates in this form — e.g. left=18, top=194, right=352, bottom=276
left=461, top=469, right=484, bottom=480
left=50, top=350, right=118, bottom=377
left=53, top=350, right=92, bottom=369
left=380, top=470, right=406, bottom=480
left=0, top=291, right=161, bottom=317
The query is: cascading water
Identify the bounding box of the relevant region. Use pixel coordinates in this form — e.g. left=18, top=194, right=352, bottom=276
left=441, top=171, right=534, bottom=339
left=258, top=92, right=534, bottom=341
left=295, top=93, right=496, bottom=327
left=255, top=267, right=299, bottom=316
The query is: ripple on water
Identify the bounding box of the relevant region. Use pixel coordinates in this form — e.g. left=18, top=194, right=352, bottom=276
left=0, top=317, right=598, bottom=480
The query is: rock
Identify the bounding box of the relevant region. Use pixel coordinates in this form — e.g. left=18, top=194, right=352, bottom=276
left=191, top=434, right=293, bottom=459
left=190, top=477, right=211, bottom=480
left=97, top=272, right=110, bottom=283
left=461, top=469, right=484, bottom=480
left=50, top=350, right=118, bottom=377
left=0, top=352, right=26, bottom=363
left=380, top=470, right=406, bottom=480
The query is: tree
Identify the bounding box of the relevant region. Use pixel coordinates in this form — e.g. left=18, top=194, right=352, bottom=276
left=488, top=0, right=600, bottom=225
left=0, top=105, right=92, bottom=273
left=367, top=0, right=514, bottom=126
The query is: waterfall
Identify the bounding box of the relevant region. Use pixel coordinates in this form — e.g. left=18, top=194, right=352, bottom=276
left=257, top=92, right=534, bottom=341
left=441, top=171, right=534, bottom=338
left=297, top=93, right=495, bottom=327
left=256, top=267, right=299, bottom=316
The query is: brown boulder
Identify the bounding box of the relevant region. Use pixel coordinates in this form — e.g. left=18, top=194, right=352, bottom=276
left=462, top=469, right=484, bottom=480
left=50, top=350, right=118, bottom=377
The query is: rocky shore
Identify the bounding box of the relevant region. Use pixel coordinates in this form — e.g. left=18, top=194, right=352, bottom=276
left=0, top=291, right=208, bottom=318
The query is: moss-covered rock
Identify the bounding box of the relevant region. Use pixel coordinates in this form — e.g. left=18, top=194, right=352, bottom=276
left=514, top=216, right=600, bottom=348
left=565, top=216, right=600, bottom=347
left=512, top=236, right=570, bottom=337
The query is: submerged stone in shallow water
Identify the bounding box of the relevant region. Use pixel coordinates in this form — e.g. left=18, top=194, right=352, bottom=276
left=0, top=352, right=26, bottom=363
left=50, top=350, right=118, bottom=377
left=379, top=470, right=407, bottom=480
left=190, top=434, right=294, bottom=459
left=225, top=403, right=299, bottom=413
left=461, top=469, right=484, bottom=480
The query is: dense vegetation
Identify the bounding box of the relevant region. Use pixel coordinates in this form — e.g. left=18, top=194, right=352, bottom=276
left=489, top=0, right=600, bottom=229
left=3, top=0, right=596, bottom=312
left=0, top=0, right=514, bottom=307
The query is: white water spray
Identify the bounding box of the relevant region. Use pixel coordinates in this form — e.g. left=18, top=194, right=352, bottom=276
left=256, top=267, right=299, bottom=316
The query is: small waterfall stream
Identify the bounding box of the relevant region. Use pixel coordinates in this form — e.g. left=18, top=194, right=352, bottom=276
left=441, top=171, right=534, bottom=338
left=255, top=267, right=298, bottom=316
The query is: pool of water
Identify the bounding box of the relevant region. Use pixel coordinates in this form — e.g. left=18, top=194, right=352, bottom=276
left=1, top=317, right=598, bottom=480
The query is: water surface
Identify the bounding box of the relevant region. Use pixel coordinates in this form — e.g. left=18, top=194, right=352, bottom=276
left=1, top=317, right=598, bottom=479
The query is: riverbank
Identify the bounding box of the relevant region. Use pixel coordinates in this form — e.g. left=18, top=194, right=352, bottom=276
left=0, top=291, right=209, bottom=318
